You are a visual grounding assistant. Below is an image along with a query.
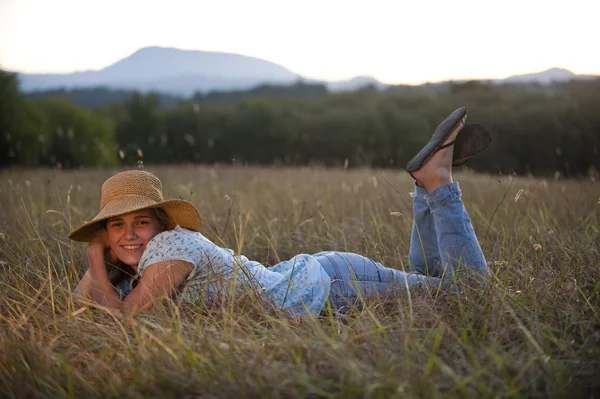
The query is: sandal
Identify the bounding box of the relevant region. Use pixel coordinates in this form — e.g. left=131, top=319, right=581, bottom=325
left=451, top=123, right=492, bottom=167
left=406, top=107, right=491, bottom=178
left=406, top=107, right=467, bottom=178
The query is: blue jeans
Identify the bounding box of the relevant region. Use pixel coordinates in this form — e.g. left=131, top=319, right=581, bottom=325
left=314, top=181, right=488, bottom=309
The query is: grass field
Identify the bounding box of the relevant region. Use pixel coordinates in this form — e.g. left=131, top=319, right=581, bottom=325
left=1, top=165, right=599, bottom=398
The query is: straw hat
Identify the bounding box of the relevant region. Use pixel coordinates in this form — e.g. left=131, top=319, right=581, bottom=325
left=68, top=170, right=202, bottom=242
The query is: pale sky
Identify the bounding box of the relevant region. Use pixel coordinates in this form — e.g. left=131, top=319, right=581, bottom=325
left=0, top=0, right=598, bottom=84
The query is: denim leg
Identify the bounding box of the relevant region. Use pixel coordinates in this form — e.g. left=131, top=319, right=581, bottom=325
left=425, top=182, right=489, bottom=277
left=409, top=182, right=443, bottom=276
left=313, top=251, right=446, bottom=309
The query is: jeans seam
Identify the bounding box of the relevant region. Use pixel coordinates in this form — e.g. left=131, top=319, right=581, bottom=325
left=338, top=252, right=366, bottom=298
left=425, top=182, right=462, bottom=210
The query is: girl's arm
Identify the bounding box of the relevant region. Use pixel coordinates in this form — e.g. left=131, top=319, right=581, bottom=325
left=72, top=250, right=128, bottom=303
left=122, top=259, right=194, bottom=311
left=86, top=240, right=193, bottom=312
left=78, top=229, right=194, bottom=312
left=88, top=251, right=193, bottom=311
left=73, top=269, right=94, bottom=302
left=88, top=244, right=123, bottom=309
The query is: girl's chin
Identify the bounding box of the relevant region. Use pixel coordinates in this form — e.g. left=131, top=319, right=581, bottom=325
left=117, top=255, right=141, bottom=268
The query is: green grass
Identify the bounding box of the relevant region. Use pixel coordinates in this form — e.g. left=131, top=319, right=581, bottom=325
left=0, top=165, right=599, bottom=398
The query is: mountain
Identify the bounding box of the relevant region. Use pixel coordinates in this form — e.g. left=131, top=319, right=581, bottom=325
left=17, top=47, right=302, bottom=96
left=502, top=67, right=597, bottom=84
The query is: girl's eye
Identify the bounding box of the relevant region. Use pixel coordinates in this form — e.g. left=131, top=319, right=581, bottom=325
left=109, top=222, right=123, bottom=228
left=136, top=220, right=150, bottom=226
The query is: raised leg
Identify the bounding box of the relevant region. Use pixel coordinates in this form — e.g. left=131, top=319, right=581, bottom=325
left=426, top=182, right=489, bottom=277
left=410, top=111, right=488, bottom=278
left=409, top=182, right=443, bottom=276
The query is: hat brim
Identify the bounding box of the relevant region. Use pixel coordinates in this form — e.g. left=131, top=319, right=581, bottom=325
left=68, top=196, right=202, bottom=242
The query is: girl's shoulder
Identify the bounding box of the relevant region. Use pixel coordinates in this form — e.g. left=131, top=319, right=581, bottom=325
left=148, top=226, right=212, bottom=248
left=139, top=226, right=230, bottom=276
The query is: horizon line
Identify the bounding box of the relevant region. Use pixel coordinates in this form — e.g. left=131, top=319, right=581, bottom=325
left=2, top=45, right=599, bottom=86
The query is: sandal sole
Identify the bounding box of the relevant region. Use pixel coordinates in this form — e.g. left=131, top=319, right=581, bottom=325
left=406, top=107, right=468, bottom=177
left=452, top=123, right=492, bottom=167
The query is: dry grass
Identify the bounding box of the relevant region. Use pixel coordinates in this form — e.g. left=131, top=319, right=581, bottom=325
left=0, top=165, right=599, bottom=398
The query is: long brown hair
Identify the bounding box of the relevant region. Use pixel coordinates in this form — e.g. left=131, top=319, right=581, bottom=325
left=152, top=207, right=175, bottom=231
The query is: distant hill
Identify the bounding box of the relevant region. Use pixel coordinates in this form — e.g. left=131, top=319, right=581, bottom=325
left=17, top=47, right=301, bottom=96
left=502, top=67, right=597, bottom=84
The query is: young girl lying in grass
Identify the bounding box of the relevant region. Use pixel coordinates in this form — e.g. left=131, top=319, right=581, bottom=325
left=71, top=107, right=492, bottom=316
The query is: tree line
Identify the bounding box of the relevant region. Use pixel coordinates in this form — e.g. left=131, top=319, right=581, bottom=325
left=2, top=69, right=599, bottom=177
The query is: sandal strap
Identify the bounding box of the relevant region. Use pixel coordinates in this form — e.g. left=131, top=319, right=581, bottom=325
left=438, top=140, right=456, bottom=150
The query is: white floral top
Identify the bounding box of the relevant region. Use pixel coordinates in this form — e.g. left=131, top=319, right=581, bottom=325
left=115, top=226, right=331, bottom=316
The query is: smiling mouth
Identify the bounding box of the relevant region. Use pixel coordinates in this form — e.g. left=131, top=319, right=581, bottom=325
left=121, top=245, right=143, bottom=253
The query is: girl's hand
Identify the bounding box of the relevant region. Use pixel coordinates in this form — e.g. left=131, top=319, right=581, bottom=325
left=88, top=228, right=110, bottom=251
left=87, top=228, right=117, bottom=263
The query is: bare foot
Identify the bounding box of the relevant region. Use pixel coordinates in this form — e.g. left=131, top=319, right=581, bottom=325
left=412, top=119, right=465, bottom=192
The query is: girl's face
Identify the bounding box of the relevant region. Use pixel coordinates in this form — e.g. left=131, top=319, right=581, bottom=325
left=106, top=209, right=164, bottom=268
